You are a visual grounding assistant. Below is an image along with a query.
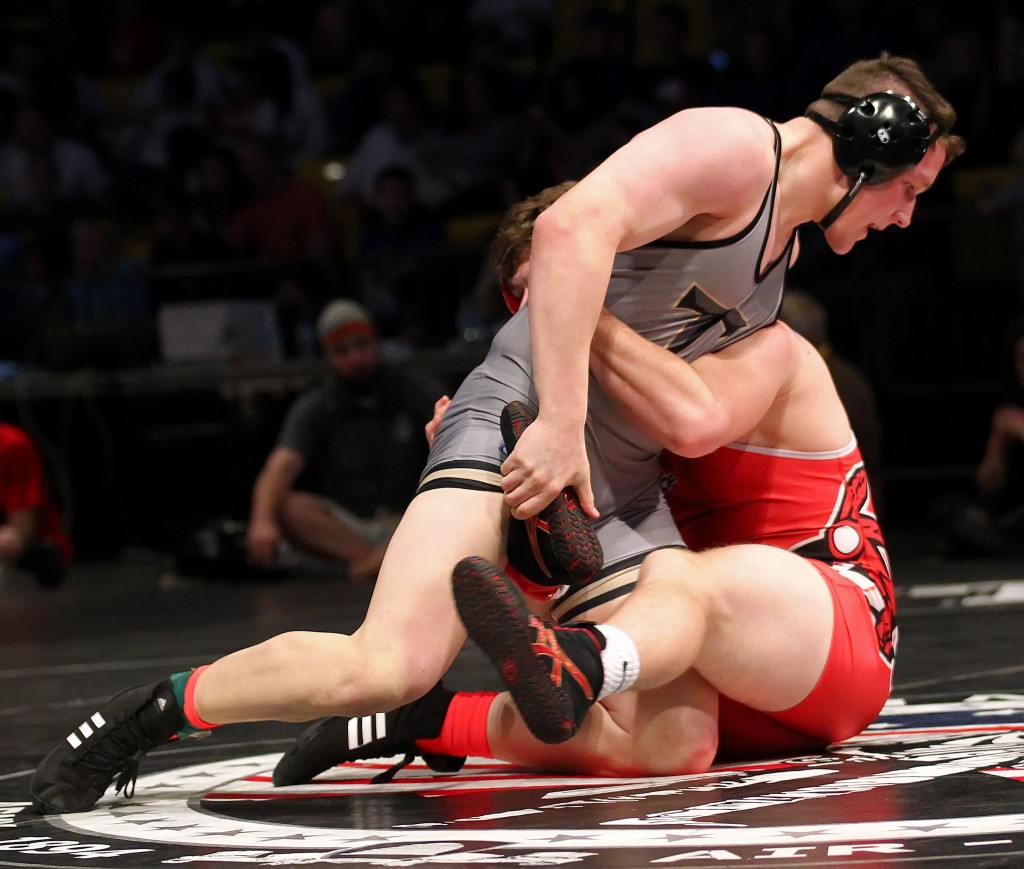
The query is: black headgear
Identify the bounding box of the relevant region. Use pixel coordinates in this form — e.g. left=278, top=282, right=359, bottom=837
left=808, top=91, right=935, bottom=229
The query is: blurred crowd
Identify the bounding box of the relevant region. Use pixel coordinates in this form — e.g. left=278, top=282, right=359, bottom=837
left=0, top=0, right=1022, bottom=375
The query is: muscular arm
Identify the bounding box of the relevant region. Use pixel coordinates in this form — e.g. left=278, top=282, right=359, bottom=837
left=247, top=446, right=305, bottom=567
left=502, top=108, right=776, bottom=518
left=589, top=311, right=795, bottom=457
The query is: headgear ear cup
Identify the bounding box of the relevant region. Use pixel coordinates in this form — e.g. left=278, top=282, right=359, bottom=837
left=822, top=91, right=932, bottom=184
left=807, top=91, right=935, bottom=228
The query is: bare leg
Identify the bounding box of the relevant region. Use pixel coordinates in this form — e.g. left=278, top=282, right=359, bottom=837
left=608, top=545, right=834, bottom=711
left=194, top=489, right=507, bottom=723
left=279, top=491, right=375, bottom=563
left=458, top=547, right=831, bottom=775
left=485, top=670, right=719, bottom=776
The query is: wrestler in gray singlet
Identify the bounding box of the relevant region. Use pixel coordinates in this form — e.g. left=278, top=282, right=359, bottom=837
left=420, top=120, right=794, bottom=601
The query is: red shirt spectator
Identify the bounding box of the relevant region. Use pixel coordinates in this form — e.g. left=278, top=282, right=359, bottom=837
left=0, top=424, right=75, bottom=582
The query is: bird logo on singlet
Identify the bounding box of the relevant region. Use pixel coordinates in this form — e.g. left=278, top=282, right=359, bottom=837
left=794, top=463, right=895, bottom=666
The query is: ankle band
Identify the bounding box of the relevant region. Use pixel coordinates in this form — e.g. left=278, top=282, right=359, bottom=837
left=416, top=691, right=496, bottom=759
left=169, top=666, right=219, bottom=738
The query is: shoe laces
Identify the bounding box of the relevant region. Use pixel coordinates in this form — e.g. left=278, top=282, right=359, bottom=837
left=371, top=752, right=415, bottom=784
left=71, top=706, right=161, bottom=792
left=114, top=758, right=140, bottom=798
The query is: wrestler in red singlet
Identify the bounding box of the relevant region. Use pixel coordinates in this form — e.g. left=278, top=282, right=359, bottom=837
left=664, top=438, right=894, bottom=757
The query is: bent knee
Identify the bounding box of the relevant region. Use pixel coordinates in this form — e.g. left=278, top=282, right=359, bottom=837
left=629, top=716, right=718, bottom=776
left=320, top=644, right=442, bottom=715
left=256, top=631, right=431, bottom=716
left=279, top=491, right=322, bottom=530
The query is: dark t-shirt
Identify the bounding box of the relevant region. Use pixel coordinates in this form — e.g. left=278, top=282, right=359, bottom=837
left=277, top=363, right=443, bottom=517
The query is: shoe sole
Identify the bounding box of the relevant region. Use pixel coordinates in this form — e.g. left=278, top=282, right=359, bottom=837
left=501, top=402, right=603, bottom=586
left=452, top=556, right=579, bottom=744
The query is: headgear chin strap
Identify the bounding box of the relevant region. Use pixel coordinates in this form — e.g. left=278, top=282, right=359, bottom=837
left=808, top=90, right=935, bottom=230
left=817, top=170, right=867, bottom=230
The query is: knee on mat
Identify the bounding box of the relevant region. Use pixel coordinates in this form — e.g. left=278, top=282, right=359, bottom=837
left=631, top=716, right=718, bottom=776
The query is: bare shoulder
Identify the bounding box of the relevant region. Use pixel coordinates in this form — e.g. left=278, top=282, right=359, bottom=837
left=644, top=107, right=778, bottom=211
left=566, top=106, right=780, bottom=248
left=643, top=107, right=776, bottom=162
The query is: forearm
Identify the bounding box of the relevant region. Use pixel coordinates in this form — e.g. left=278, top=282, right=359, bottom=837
left=527, top=214, right=614, bottom=426
left=250, top=475, right=283, bottom=524
left=589, top=312, right=786, bottom=456
left=589, top=311, right=720, bottom=454
left=250, top=451, right=302, bottom=523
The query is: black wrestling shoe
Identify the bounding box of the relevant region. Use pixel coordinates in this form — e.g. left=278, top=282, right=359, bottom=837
left=452, top=556, right=604, bottom=744
left=501, top=401, right=603, bottom=588
left=30, top=680, right=185, bottom=814
left=273, top=682, right=465, bottom=786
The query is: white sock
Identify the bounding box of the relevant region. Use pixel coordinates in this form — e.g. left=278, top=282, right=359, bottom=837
left=595, top=624, right=641, bottom=700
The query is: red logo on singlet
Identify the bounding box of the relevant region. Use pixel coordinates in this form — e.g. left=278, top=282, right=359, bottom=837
left=794, top=463, right=895, bottom=666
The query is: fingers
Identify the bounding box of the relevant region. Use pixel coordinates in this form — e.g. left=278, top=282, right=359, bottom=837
left=424, top=395, right=452, bottom=447
left=575, top=476, right=600, bottom=519
left=510, top=495, right=551, bottom=521
left=500, top=462, right=600, bottom=521
left=499, top=417, right=598, bottom=519
left=500, top=461, right=552, bottom=519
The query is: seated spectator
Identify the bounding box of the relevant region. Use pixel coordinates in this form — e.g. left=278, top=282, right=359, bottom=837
left=0, top=29, right=107, bottom=141
left=95, top=0, right=166, bottom=77
left=305, top=0, right=385, bottom=79
left=117, top=62, right=207, bottom=180
left=425, top=66, right=528, bottom=216
left=227, top=136, right=340, bottom=265
left=322, top=38, right=397, bottom=153
left=245, top=299, right=443, bottom=581
left=340, top=71, right=453, bottom=211
left=215, top=43, right=327, bottom=165
left=146, top=189, right=234, bottom=269
left=945, top=320, right=1024, bottom=556
left=0, top=104, right=110, bottom=208
left=66, top=214, right=149, bottom=328
left=0, top=151, right=77, bottom=351
left=129, top=22, right=225, bottom=119
left=467, top=0, right=555, bottom=57
left=180, top=142, right=248, bottom=244
left=356, top=164, right=447, bottom=345
left=0, top=423, right=74, bottom=588
left=273, top=261, right=330, bottom=360
left=40, top=212, right=153, bottom=370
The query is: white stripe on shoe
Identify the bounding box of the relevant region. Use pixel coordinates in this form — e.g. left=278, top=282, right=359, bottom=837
left=347, top=713, right=387, bottom=749
left=66, top=711, right=108, bottom=749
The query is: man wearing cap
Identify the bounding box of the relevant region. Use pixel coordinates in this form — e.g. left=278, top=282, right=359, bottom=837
left=245, top=299, right=443, bottom=581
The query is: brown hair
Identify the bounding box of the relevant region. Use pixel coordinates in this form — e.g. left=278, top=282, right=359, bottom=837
left=805, top=53, right=966, bottom=165
left=492, top=180, right=577, bottom=285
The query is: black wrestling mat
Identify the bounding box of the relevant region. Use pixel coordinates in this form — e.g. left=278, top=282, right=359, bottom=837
left=3, top=548, right=1024, bottom=868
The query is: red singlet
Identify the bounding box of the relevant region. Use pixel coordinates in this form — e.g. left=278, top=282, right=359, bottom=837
left=663, top=437, right=894, bottom=756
